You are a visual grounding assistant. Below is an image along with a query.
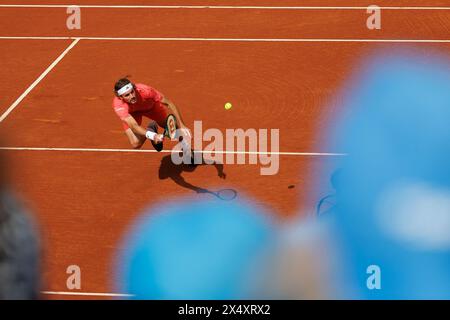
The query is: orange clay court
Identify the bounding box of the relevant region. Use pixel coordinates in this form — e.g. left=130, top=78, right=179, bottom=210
left=0, top=0, right=449, bottom=299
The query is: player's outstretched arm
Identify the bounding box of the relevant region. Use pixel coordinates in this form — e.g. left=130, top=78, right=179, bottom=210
left=161, top=97, right=187, bottom=128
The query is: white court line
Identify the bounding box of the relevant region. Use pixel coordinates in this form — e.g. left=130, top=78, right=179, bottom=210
left=0, top=36, right=71, bottom=40
left=0, top=147, right=347, bottom=157
left=41, top=291, right=134, bottom=297
left=1, top=36, right=450, bottom=43
left=0, top=38, right=80, bottom=123
left=0, top=4, right=449, bottom=10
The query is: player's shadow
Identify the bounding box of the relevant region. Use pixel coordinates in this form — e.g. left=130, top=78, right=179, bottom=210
left=158, top=153, right=227, bottom=195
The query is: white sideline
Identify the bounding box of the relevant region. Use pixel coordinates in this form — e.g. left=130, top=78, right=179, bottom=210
left=0, top=147, right=346, bottom=157
left=0, top=38, right=80, bottom=123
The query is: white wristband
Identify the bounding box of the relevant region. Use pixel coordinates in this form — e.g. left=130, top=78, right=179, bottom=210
left=145, top=131, right=157, bottom=141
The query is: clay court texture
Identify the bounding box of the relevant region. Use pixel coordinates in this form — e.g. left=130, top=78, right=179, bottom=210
left=1, top=0, right=449, bottom=298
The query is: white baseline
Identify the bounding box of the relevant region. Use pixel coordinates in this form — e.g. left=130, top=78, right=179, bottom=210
left=0, top=5, right=449, bottom=10
left=41, top=291, right=134, bottom=297
left=0, top=36, right=450, bottom=43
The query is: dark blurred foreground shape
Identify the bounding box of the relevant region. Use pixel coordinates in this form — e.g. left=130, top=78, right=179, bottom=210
left=271, top=49, right=450, bottom=299
left=0, top=147, right=41, bottom=299
left=115, top=198, right=277, bottom=299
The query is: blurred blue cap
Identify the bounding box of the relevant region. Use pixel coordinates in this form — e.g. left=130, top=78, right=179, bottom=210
left=325, top=49, right=450, bottom=299
left=115, top=198, right=276, bottom=299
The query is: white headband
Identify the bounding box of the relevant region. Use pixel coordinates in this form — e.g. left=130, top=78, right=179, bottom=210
left=117, top=83, right=134, bottom=96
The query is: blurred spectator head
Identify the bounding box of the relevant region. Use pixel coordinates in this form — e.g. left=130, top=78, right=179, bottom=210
left=321, top=49, right=450, bottom=299
left=275, top=49, right=450, bottom=300
left=115, top=198, right=277, bottom=299
left=0, top=145, right=41, bottom=299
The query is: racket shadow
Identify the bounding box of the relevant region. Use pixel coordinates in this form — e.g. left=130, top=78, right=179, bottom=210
left=315, top=168, right=343, bottom=216
left=203, top=189, right=238, bottom=201
left=158, top=154, right=238, bottom=200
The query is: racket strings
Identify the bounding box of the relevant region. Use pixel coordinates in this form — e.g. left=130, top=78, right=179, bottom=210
left=216, top=189, right=237, bottom=201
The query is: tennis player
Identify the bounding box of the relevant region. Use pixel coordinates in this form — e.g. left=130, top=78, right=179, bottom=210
left=112, top=78, right=192, bottom=151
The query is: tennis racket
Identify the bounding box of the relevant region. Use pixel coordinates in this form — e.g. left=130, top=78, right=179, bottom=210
left=163, top=114, right=178, bottom=140
left=164, top=113, right=198, bottom=165
left=209, top=188, right=237, bottom=201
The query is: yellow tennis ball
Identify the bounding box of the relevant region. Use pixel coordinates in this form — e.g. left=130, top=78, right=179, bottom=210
left=225, top=102, right=232, bottom=110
